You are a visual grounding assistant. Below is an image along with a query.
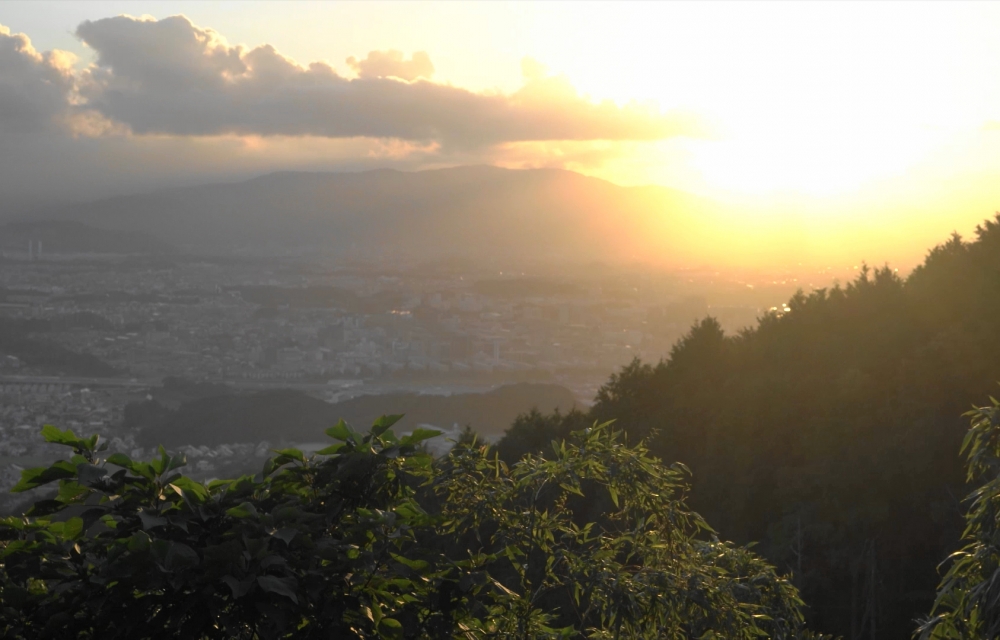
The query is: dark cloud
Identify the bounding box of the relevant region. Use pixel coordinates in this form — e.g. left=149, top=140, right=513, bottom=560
left=346, top=50, right=434, bottom=81
left=0, top=25, right=74, bottom=133
left=74, top=15, right=700, bottom=148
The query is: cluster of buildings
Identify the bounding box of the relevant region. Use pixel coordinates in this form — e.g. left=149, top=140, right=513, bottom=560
left=0, top=256, right=761, bottom=396
left=0, top=382, right=138, bottom=513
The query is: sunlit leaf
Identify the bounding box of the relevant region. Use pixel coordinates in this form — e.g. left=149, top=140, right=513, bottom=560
left=399, top=428, right=441, bottom=447
left=41, top=425, right=81, bottom=447
left=325, top=419, right=353, bottom=442
left=12, top=461, right=77, bottom=492
left=377, top=618, right=403, bottom=640
left=225, top=502, right=258, bottom=519
left=372, top=414, right=404, bottom=437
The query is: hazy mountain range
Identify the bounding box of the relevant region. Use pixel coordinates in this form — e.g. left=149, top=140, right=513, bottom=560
left=15, top=166, right=721, bottom=266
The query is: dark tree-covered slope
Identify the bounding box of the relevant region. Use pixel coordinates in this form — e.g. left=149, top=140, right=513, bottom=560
left=497, top=216, right=1000, bottom=639
left=0, top=319, right=119, bottom=378
left=132, top=383, right=577, bottom=447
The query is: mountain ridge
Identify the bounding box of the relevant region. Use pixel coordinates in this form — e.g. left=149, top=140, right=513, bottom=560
left=17, top=165, right=721, bottom=266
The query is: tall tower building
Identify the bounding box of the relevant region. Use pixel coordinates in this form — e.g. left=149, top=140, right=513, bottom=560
left=28, top=240, right=33, bottom=261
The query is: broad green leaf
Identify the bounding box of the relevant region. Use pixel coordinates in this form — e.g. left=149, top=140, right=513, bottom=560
left=257, top=575, right=298, bottom=603
left=138, top=510, right=168, bottom=530
left=608, top=486, right=619, bottom=508
left=261, top=457, right=277, bottom=476
left=315, top=443, right=345, bottom=455
left=325, top=419, right=353, bottom=442
left=12, top=461, right=77, bottom=492
left=274, top=448, right=305, bottom=463
left=152, top=540, right=200, bottom=572
left=400, top=428, right=442, bottom=447
left=41, top=425, right=80, bottom=447
left=372, top=414, right=404, bottom=437
left=169, top=477, right=209, bottom=503
left=128, top=531, right=151, bottom=552
left=25, top=499, right=65, bottom=517
left=105, top=452, right=133, bottom=469
left=167, top=453, right=188, bottom=471
left=63, top=517, right=83, bottom=540
left=76, top=463, right=107, bottom=487
left=391, top=553, right=429, bottom=571
left=222, top=574, right=253, bottom=599
left=56, top=480, right=89, bottom=503
left=377, top=618, right=404, bottom=640
left=226, top=502, right=258, bottom=519
left=272, top=527, right=298, bottom=545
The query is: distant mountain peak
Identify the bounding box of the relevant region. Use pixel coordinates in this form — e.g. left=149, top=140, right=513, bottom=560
left=17, top=165, right=716, bottom=266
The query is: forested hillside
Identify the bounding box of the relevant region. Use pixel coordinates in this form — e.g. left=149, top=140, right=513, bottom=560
left=0, top=318, right=119, bottom=378
left=498, top=216, right=1000, bottom=638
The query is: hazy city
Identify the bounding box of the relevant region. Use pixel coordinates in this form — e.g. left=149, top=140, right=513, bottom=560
left=0, top=229, right=836, bottom=513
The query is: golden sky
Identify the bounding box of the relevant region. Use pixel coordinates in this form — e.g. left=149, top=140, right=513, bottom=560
left=3, top=1, right=1000, bottom=269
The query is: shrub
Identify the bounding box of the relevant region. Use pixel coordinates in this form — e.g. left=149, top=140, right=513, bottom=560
left=0, top=420, right=824, bottom=639
left=918, top=400, right=1000, bottom=639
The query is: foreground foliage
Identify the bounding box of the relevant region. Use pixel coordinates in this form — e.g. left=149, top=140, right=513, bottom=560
left=918, top=400, right=1000, bottom=639
left=0, top=420, right=824, bottom=639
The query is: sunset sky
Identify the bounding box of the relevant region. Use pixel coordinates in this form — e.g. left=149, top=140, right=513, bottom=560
left=4, top=1, right=1000, bottom=269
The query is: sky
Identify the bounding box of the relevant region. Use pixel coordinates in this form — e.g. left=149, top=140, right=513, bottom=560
left=3, top=1, right=1000, bottom=269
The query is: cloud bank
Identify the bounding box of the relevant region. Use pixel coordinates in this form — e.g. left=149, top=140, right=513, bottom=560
left=0, top=24, right=75, bottom=134
left=0, top=14, right=703, bottom=211
left=347, top=50, right=434, bottom=81
left=71, top=15, right=696, bottom=147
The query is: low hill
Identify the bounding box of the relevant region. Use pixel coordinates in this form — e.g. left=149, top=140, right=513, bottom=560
left=131, top=383, right=577, bottom=447
left=324, top=382, right=577, bottom=438
left=0, top=318, right=119, bottom=377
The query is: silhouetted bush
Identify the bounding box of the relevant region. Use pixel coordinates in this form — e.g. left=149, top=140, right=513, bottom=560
left=0, top=420, right=826, bottom=639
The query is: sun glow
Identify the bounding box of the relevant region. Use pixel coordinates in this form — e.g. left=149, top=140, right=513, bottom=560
left=506, top=2, right=1000, bottom=200
left=685, top=121, right=952, bottom=198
